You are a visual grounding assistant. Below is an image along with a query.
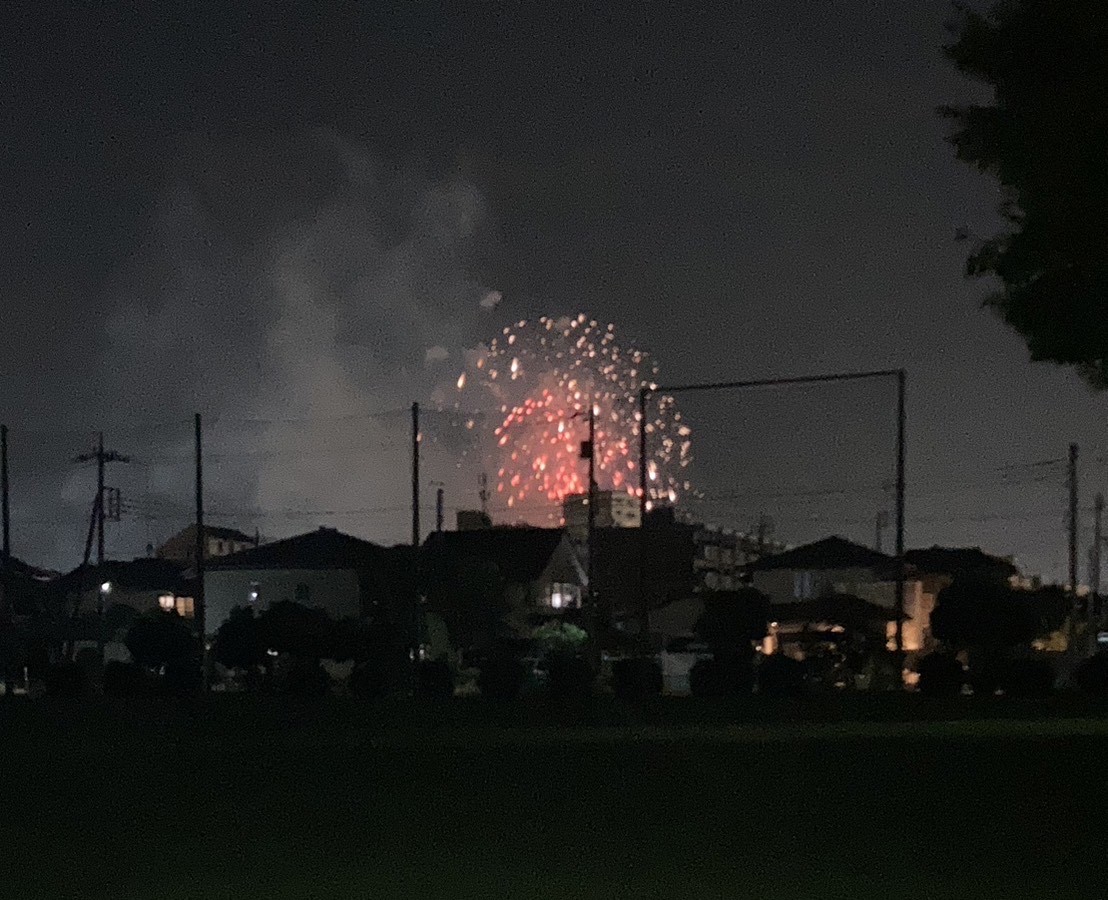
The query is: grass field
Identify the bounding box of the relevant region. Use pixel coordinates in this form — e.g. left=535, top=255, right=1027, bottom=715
left=2, top=696, right=1107, bottom=899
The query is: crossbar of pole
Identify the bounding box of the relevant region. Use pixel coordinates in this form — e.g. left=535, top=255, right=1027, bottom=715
left=652, top=369, right=903, bottom=396
left=639, top=367, right=907, bottom=655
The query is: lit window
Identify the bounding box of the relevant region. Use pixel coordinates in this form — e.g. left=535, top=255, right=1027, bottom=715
left=794, top=571, right=816, bottom=599
left=175, top=597, right=195, bottom=618
left=248, top=582, right=260, bottom=604
left=548, top=583, right=581, bottom=609
left=158, top=594, right=175, bottom=611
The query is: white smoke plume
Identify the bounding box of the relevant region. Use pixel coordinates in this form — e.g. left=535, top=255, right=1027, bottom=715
left=22, top=131, right=501, bottom=567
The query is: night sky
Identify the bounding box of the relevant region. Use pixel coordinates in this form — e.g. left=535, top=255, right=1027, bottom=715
left=3, top=2, right=1105, bottom=581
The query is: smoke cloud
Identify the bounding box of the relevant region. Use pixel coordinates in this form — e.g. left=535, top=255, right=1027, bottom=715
left=13, top=131, right=501, bottom=568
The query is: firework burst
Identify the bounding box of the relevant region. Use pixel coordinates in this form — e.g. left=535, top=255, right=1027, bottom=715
left=455, top=314, right=691, bottom=518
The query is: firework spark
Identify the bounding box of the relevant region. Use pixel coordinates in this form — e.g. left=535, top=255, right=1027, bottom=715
left=455, top=314, right=690, bottom=517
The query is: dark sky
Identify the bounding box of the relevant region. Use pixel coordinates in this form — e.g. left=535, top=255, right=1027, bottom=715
left=3, top=1, right=1105, bottom=580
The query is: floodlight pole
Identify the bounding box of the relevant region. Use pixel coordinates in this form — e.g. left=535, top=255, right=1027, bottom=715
left=639, top=368, right=908, bottom=654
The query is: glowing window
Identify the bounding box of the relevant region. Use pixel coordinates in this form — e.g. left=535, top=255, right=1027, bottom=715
left=158, top=594, right=175, bottom=611
left=548, top=583, right=581, bottom=610
left=175, top=597, right=195, bottom=618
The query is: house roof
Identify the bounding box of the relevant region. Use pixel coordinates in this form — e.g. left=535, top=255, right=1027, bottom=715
left=164, top=523, right=255, bottom=544
left=770, top=594, right=904, bottom=626
left=56, top=558, right=190, bottom=594
left=423, top=527, right=567, bottom=584
left=206, top=526, right=396, bottom=571
left=205, top=525, right=256, bottom=543
left=1, top=556, right=56, bottom=615
left=746, top=536, right=894, bottom=573
left=904, top=546, right=1018, bottom=579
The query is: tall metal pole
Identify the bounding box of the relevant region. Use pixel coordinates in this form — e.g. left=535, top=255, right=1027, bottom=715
left=586, top=403, right=596, bottom=607
left=1069, top=443, right=1079, bottom=593
left=1092, top=493, right=1103, bottom=633
left=1, top=424, right=9, bottom=561
left=411, top=402, right=420, bottom=547
left=1067, top=442, right=1080, bottom=648
left=894, top=369, right=906, bottom=655
left=409, top=402, right=422, bottom=695
left=637, top=387, right=649, bottom=639
left=96, top=432, right=105, bottom=566
left=435, top=487, right=445, bottom=533
left=194, top=414, right=206, bottom=644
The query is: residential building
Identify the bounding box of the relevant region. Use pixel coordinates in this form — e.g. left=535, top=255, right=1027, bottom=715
left=0, top=556, right=56, bottom=620
left=423, top=526, right=584, bottom=615
left=562, top=491, right=640, bottom=541
left=156, top=524, right=258, bottom=567
left=646, top=507, right=788, bottom=593
left=55, top=558, right=193, bottom=619
left=591, top=518, right=697, bottom=632
left=456, top=510, right=493, bottom=532
left=746, top=536, right=935, bottom=652
left=203, top=526, right=416, bottom=635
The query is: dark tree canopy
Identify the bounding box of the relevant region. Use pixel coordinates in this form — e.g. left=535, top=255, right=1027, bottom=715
left=931, top=577, right=1061, bottom=652
left=213, top=606, right=266, bottom=671
left=125, top=612, right=197, bottom=670
left=943, top=1, right=1108, bottom=385
left=695, top=588, right=770, bottom=654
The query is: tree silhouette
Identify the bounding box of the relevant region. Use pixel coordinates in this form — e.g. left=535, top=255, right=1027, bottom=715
left=942, top=1, right=1108, bottom=385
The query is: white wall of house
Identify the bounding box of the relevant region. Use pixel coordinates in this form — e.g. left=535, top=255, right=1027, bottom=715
left=754, top=567, right=935, bottom=653
left=204, top=568, right=362, bottom=634
left=752, top=567, right=878, bottom=604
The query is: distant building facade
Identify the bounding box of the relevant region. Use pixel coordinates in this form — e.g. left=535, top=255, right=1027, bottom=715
left=747, top=536, right=935, bottom=653
left=203, top=526, right=417, bottom=635
left=562, top=491, right=641, bottom=541
left=157, top=524, right=258, bottom=566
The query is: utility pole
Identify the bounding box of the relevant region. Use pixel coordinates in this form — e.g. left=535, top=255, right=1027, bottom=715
left=1069, top=443, right=1079, bottom=594
left=96, top=433, right=105, bottom=564
left=584, top=402, right=597, bottom=607
left=194, top=414, right=206, bottom=652
left=1092, top=492, right=1103, bottom=636
left=73, top=434, right=130, bottom=662
left=411, top=403, right=421, bottom=547
left=409, top=402, right=421, bottom=695
left=74, top=433, right=131, bottom=567
left=1, top=424, right=9, bottom=561
left=435, top=486, right=445, bottom=533
left=637, top=387, right=649, bottom=640
left=894, top=369, right=906, bottom=656
left=479, top=472, right=489, bottom=518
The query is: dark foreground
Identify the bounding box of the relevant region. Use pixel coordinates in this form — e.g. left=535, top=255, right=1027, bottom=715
left=2, top=697, right=1107, bottom=899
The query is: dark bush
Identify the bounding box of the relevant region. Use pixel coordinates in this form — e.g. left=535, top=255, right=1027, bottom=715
left=349, top=661, right=391, bottom=699
left=917, top=653, right=965, bottom=698
left=612, top=657, right=664, bottom=700
left=103, top=661, right=149, bottom=698
left=126, top=613, right=197, bottom=670
left=998, top=657, right=1054, bottom=697
left=690, top=653, right=755, bottom=697
left=689, top=658, right=726, bottom=698
left=1073, top=651, right=1108, bottom=695
left=547, top=653, right=593, bottom=699
left=417, top=658, right=454, bottom=699
left=478, top=653, right=526, bottom=701
left=758, top=654, right=806, bottom=697
left=274, top=657, right=331, bottom=695
left=966, top=654, right=1005, bottom=697
left=45, top=662, right=86, bottom=698
left=162, top=658, right=203, bottom=696
left=213, top=607, right=265, bottom=671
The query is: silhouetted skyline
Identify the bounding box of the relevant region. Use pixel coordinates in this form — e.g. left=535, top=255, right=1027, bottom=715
left=3, top=2, right=1105, bottom=579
